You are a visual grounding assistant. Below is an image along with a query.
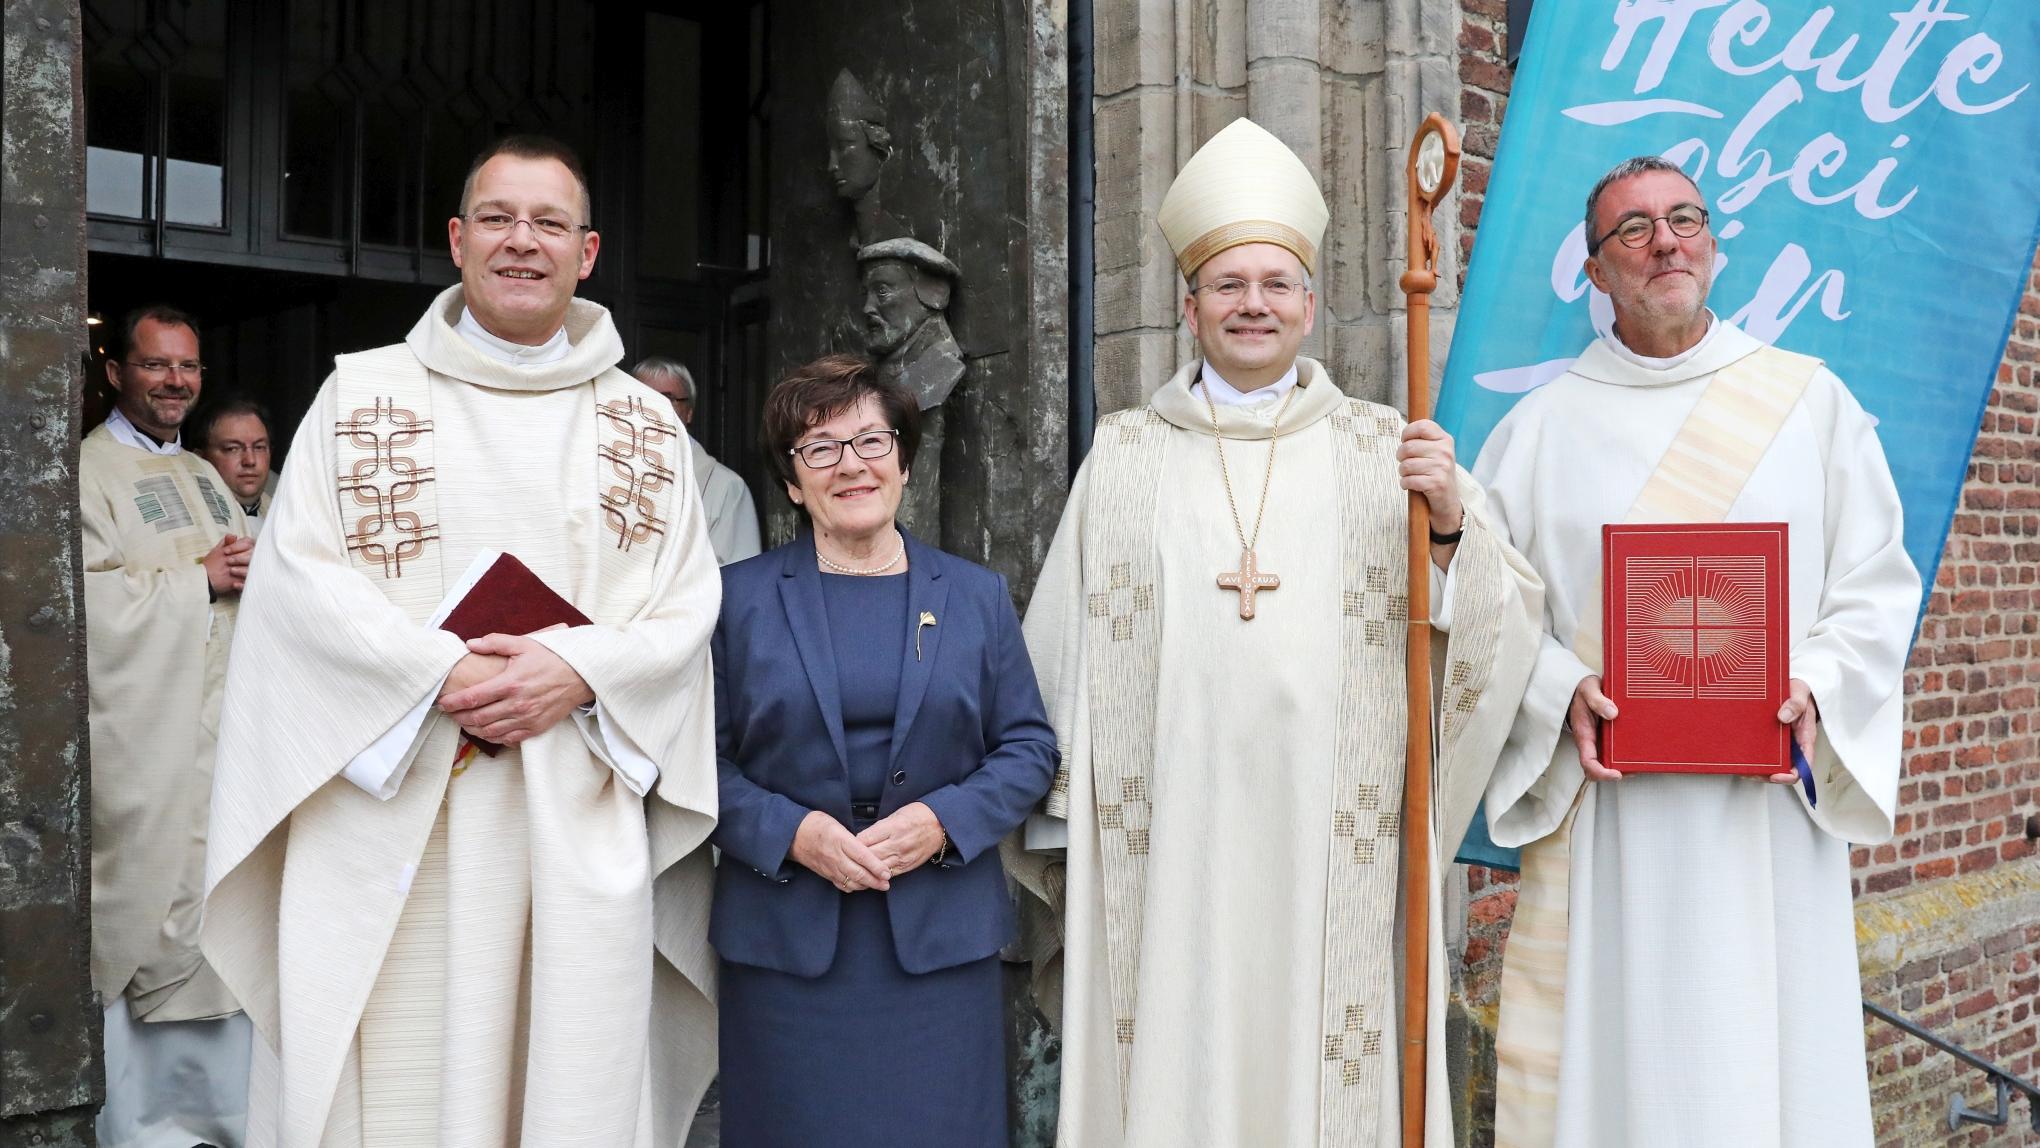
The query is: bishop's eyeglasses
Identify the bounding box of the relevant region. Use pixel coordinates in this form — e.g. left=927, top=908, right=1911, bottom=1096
left=1591, top=206, right=1710, bottom=254
left=1191, top=275, right=1305, bottom=301
left=790, top=429, right=900, bottom=469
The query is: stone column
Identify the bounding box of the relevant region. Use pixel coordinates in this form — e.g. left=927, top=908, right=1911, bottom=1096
left=0, top=2, right=100, bottom=1145
left=1090, top=0, right=1464, bottom=412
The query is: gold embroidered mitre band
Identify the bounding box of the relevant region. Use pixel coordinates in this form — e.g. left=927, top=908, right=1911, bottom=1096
left=1159, top=118, right=1329, bottom=276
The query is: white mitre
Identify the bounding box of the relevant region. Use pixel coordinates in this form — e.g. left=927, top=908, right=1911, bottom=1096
left=1158, top=117, right=1330, bottom=277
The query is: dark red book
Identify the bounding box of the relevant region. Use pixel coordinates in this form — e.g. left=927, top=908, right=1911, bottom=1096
left=1601, top=523, right=1788, bottom=776
left=436, top=552, right=589, bottom=756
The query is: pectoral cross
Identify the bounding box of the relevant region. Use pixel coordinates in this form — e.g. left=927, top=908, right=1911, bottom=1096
left=1217, top=549, right=1280, bottom=620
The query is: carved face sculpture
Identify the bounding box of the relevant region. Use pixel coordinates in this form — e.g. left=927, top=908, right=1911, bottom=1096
left=827, top=118, right=885, bottom=201
left=861, top=259, right=941, bottom=356
left=825, top=70, right=889, bottom=202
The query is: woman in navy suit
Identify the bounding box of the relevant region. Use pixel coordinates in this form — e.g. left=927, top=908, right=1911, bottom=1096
left=710, top=354, right=1057, bottom=1147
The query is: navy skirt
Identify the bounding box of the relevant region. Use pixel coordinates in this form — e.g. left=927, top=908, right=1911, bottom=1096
left=717, top=887, right=1007, bottom=1148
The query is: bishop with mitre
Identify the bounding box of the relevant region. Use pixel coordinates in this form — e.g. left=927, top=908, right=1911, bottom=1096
left=1010, top=118, right=1542, bottom=1148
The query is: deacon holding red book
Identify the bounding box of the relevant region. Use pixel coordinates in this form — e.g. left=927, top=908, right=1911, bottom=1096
left=1472, top=156, right=1921, bottom=1147
left=202, top=135, right=723, bottom=1144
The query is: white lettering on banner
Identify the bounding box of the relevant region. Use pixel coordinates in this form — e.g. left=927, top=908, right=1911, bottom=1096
left=1474, top=0, right=2024, bottom=395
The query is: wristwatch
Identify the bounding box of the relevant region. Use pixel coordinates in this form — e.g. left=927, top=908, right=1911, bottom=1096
left=1429, top=508, right=1466, bottom=546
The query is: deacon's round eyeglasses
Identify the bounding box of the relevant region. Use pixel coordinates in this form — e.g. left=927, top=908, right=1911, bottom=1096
left=1591, top=206, right=1710, bottom=254
left=790, top=429, right=900, bottom=470
left=1191, top=275, right=1305, bottom=301
left=464, top=211, right=592, bottom=240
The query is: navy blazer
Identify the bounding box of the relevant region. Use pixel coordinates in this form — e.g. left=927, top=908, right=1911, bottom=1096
left=709, top=531, right=1057, bottom=977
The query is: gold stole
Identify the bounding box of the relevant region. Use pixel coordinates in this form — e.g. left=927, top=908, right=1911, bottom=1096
left=1493, top=344, right=1822, bottom=1147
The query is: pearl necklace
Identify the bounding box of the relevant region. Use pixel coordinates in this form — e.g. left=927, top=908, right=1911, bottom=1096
left=817, top=529, right=905, bottom=576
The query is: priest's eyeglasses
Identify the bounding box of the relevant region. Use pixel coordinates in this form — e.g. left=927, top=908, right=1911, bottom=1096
left=1192, top=276, right=1304, bottom=301
left=1592, top=206, right=1710, bottom=253
left=465, top=211, right=592, bottom=240
left=790, top=429, right=900, bottom=469
left=123, top=358, right=205, bottom=379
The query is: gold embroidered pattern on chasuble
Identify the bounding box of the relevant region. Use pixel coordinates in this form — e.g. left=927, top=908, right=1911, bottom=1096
left=1075, top=406, right=1169, bottom=1093
left=596, top=395, right=678, bottom=552
left=1319, top=398, right=1412, bottom=1144
left=336, top=397, right=440, bottom=580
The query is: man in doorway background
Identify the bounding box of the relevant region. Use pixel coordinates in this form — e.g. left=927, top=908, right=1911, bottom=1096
left=192, top=396, right=276, bottom=534
left=84, top=304, right=254, bottom=1148
left=632, top=354, right=761, bottom=563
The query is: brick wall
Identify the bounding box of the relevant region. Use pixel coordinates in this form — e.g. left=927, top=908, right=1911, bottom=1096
left=1858, top=258, right=2040, bottom=1148
left=1450, top=6, right=2040, bottom=1146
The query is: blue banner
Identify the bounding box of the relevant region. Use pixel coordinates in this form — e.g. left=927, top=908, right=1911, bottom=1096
left=1442, top=0, right=2040, bottom=870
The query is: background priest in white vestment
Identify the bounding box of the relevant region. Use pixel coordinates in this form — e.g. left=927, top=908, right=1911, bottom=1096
left=1009, top=118, right=1543, bottom=1148
left=86, top=303, right=256, bottom=1148
left=203, top=135, right=722, bottom=1147
left=1475, top=156, right=1921, bottom=1148
left=192, top=397, right=276, bottom=535
left=631, top=354, right=762, bottom=564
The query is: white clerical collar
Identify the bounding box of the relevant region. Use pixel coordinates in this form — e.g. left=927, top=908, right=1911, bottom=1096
left=1606, top=311, right=1720, bottom=372
left=105, top=405, right=181, bottom=455
left=455, top=307, right=571, bottom=365
left=1197, top=362, right=1300, bottom=406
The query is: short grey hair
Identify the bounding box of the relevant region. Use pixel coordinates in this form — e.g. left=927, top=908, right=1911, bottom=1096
left=1584, top=155, right=1703, bottom=252
left=631, top=355, right=695, bottom=404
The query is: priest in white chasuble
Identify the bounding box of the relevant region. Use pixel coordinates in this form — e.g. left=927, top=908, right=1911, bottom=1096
left=204, top=135, right=721, bottom=1147
left=1476, top=157, right=1921, bottom=1148
left=1008, top=118, right=1544, bottom=1148
left=85, top=304, right=255, bottom=1148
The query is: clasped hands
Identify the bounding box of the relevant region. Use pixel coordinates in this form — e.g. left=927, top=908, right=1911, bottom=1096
left=436, top=631, right=594, bottom=746
left=789, top=803, right=946, bottom=893
left=1569, top=674, right=1816, bottom=786
left=203, top=533, right=255, bottom=596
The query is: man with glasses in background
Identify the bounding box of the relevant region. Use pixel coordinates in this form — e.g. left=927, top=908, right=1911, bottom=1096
left=632, top=354, right=761, bottom=563
left=191, top=397, right=276, bottom=535
left=1474, top=155, right=1919, bottom=1146
left=83, top=304, right=254, bottom=1148
left=204, top=135, right=722, bottom=1144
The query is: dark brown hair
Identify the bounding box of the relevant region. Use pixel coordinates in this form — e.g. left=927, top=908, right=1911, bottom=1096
left=188, top=395, right=273, bottom=451
left=761, top=353, right=920, bottom=492
left=115, top=303, right=198, bottom=361
left=459, top=133, right=592, bottom=223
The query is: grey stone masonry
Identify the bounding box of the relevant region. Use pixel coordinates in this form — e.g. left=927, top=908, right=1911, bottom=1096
left=1089, top=0, right=1463, bottom=414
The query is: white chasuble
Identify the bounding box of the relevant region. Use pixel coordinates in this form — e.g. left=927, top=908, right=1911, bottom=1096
left=83, top=422, right=248, bottom=1022
left=204, top=286, right=721, bottom=1148
left=1476, top=323, right=1919, bottom=1148
left=1011, top=359, right=1543, bottom=1148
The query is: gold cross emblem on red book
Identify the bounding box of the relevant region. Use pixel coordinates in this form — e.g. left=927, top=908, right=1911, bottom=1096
left=1218, top=549, right=1280, bottom=620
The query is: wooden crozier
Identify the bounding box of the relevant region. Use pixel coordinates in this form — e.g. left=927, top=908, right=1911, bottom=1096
left=1399, top=111, right=1459, bottom=1148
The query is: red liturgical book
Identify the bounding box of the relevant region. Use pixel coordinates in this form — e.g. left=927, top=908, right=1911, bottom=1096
left=1601, top=523, right=1789, bottom=776
left=436, top=551, right=590, bottom=756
